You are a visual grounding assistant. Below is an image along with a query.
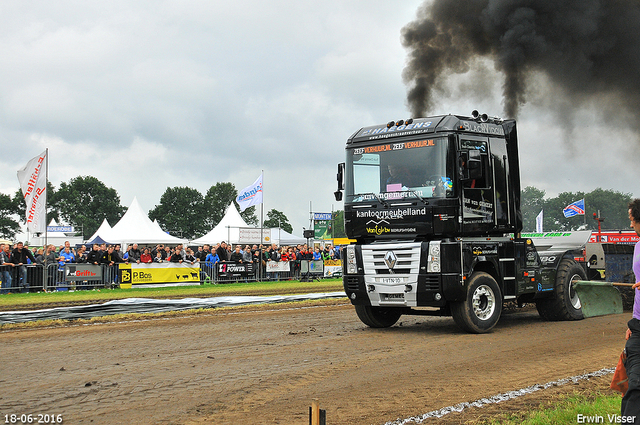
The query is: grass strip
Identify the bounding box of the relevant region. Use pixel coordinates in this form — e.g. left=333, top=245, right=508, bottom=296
left=473, top=391, right=621, bottom=424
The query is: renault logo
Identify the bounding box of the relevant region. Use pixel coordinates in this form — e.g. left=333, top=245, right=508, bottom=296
left=384, top=251, right=397, bottom=270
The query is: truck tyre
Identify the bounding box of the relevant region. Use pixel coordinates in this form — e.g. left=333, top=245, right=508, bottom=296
left=354, top=305, right=402, bottom=328
left=536, top=259, right=586, bottom=321
left=451, top=272, right=502, bottom=333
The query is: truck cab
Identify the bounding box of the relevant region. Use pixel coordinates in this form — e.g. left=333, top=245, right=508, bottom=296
left=335, top=113, right=587, bottom=333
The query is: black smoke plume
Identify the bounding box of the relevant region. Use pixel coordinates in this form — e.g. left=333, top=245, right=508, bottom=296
left=402, top=0, right=640, bottom=119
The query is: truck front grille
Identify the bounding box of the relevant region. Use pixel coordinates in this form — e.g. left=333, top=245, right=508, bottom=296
left=362, top=242, right=421, bottom=275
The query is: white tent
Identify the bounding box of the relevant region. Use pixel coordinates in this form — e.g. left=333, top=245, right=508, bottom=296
left=270, top=228, right=306, bottom=246
left=191, top=203, right=249, bottom=245
left=106, top=197, right=187, bottom=245
left=86, top=218, right=113, bottom=243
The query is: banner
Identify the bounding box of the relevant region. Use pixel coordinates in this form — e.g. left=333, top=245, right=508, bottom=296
left=266, top=261, right=290, bottom=272
left=218, top=262, right=254, bottom=277
left=536, top=210, right=543, bottom=233
left=314, top=216, right=332, bottom=239
left=236, top=174, right=263, bottom=212
left=238, top=227, right=271, bottom=244
left=563, top=199, right=585, bottom=218
left=119, top=262, right=200, bottom=285
left=323, top=259, right=342, bottom=278
left=17, top=150, right=47, bottom=234
left=64, top=264, right=103, bottom=281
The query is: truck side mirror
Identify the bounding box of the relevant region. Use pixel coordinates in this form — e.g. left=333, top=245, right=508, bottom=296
left=337, top=163, right=345, bottom=190
left=335, top=163, right=345, bottom=201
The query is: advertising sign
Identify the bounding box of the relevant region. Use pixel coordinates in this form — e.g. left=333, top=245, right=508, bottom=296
left=64, top=264, right=102, bottom=281
left=120, top=263, right=200, bottom=285
left=266, top=261, right=290, bottom=272
left=238, top=228, right=271, bottom=244
left=314, top=213, right=332, bottom=239
left=301, top=260, right=324, bottom=274
left=323, top=259, right=342, bottom=278
left=48, top=226, right=74, bottom=233
left=218, top=262, right=254, bottom=277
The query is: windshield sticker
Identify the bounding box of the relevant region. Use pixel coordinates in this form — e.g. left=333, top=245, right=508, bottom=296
left=356, top=207, right=427, bottom=220
left=353, top=139, right=436, bottom=155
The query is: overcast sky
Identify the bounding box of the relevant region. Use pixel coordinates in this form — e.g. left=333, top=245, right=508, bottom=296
left=2, top=0, right=637, bottom=241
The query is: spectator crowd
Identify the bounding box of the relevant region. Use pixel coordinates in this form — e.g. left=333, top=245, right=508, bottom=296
left=0, top=240, right=342, bottom=294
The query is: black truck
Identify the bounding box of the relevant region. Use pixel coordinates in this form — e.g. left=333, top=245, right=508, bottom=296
left=334, top=112, right=589, bottom=333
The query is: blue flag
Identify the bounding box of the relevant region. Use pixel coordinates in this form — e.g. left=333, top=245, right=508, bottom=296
left=563, top=199, right=585, bottom=218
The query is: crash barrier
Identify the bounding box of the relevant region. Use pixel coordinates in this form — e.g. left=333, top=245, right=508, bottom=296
left=0, top=260, right=343, bottom=292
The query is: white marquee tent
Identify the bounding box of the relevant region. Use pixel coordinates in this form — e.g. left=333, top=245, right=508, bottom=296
left=86, top=218, right=112, bottom=243
left=191, top=203, right=248, bottom=245
left=190, top=203, right=307, bottom=246
left=102, top=197, right=187, bottom=245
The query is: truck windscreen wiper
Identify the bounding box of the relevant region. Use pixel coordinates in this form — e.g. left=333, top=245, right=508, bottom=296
left=354, top=192, right=389, bottom=207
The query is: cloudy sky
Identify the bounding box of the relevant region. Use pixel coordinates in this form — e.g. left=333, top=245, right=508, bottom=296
left=1, top=0, right=637, bottom=240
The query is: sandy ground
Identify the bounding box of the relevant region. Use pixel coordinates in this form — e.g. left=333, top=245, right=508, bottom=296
left=0, top=302, right=629, bottom=425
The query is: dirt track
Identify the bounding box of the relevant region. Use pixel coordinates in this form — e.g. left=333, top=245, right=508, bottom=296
left=0, top=302, right=629, bottom=424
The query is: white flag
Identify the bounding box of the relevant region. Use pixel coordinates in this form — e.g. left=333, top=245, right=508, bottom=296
left=536, top=209, right=543, bottom=233
left=17, top=150, right=47, bottom=234
left=236, top=174, right=263, bottom=212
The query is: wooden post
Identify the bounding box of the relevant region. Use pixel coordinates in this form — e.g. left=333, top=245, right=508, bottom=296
left=310, top=399, right=320, bottom=425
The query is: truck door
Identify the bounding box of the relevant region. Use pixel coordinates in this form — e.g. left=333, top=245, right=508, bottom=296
left=459, top=137, right=494, bottom=234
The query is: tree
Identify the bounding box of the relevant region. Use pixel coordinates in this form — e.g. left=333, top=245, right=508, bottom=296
left=149, top=187, right=207, bottom=239
left=520, top=186, right=632, bottom=232
left=332, top=210, right=346, bottom=238
left=521, top=186, right=546, bottom=232
left=55, top=176, right=125, bottom=238
left=263, top=209, right=293, bottom=234
left=0, top=192, right=20, bottom=239
left=204, top=182, right=258, bottom=227
left=584, top=188, right=632, bottom=230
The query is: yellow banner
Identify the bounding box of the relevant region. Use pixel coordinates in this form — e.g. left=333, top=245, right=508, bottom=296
left=323, top=259, right=342, bottom=267
left=120, top=263, right=200, bottom=285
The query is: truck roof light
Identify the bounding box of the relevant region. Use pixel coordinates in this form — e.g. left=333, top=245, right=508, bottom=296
left=471, top=110, right=480, bottom=119
left=406, top=118, right=414, bottom=124
left=396, top=119, right=404, bottom=126
left=387, top=121, right=395, bottom=128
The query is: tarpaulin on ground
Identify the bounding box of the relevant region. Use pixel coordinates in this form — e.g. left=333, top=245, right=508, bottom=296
left=0, top=292, right=347, bottom=324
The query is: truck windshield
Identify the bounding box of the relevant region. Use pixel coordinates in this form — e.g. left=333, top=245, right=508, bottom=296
left=345, top=137, right=453, bottom=203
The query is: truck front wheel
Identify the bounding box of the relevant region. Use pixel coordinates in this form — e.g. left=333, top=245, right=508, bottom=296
left=451, top=272, right=502, bottom=333
left=354, top=305, right=402, bottom=328
left=536, top=259, right=586, bottom=321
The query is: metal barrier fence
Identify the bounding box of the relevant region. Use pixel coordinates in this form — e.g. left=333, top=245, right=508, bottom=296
left=0, top=260, right=339, bottom=293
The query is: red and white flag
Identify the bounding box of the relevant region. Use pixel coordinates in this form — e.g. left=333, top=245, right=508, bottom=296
left=17, top=150, right=47, bottom=234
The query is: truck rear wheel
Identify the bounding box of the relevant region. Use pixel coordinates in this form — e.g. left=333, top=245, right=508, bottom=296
left=536, top=259, right=586, bottom=321
left=451, top=272, right=502, bottom=333
left=354, top=305, right=402, bottom=328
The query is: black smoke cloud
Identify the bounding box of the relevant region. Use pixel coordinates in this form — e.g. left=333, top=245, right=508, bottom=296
left=401, top=0, right=640, bottom=120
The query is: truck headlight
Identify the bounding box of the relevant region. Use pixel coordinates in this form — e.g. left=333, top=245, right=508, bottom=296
left=427, top=241, right=441, bottom=273
left=346, top=245, right=357, bottom=274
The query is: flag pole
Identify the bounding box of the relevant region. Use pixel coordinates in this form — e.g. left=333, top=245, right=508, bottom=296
left=260, top=170, right=264, bottom=281
left=43, top=148, right=49, bottom=291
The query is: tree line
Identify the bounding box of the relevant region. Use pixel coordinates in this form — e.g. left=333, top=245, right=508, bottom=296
left=2, top=178, right=628, bottom=241
left=0, top=176, right=294, bottom=240
left=521, top=186, right=633, bottom=232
